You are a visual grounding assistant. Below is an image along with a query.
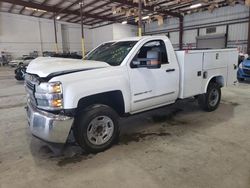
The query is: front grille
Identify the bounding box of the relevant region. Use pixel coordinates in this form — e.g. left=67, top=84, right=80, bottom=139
left=26, top=80, right=35, bottom=91
left=243, top=69, right=250, bottom=75
left=25, top=74, right=39, bottom=107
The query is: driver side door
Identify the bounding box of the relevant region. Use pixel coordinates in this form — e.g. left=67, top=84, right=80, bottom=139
left=128, top=40, right=179, bottom=113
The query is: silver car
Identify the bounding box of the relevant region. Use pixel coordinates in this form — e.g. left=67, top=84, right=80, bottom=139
left=9, top=56, right=35, bottom=67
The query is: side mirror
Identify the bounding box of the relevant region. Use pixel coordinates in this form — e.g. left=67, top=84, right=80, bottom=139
left=132, top=59, right=161, bottom=69
left=147, top=59, right=161, bottom=69
left=132, top=51, right=161, bottom=69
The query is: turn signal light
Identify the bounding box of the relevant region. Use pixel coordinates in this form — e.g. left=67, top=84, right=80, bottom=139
left=51, top=99, right=62, bottom=108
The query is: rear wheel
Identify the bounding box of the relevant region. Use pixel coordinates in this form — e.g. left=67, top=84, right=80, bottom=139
left=74, top=104, right=120, bottom=153
left=198, top=82, right=221, bottom=112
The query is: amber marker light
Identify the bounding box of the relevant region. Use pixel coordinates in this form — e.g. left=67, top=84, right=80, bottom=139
left=51, top=99, right=63, bottom=108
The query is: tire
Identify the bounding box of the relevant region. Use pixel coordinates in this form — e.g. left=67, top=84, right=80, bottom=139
left=15, top=75, right=24, bottom=81
left=15, top=69, right=24, bottom=80
left=74, top=104, right=120, bottom=153
left=238, top=78, right=244, bottom=82
left=198, top=82, right=221, bottom=112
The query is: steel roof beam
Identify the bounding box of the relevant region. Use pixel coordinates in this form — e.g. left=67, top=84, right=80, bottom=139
left=111, top=0, right=182, bottom=18
left=84, top=1, right=111, bottom=14
left=1, top=0, right=118, bottom=23
left=8, top=4, right=15, bottom=13
left=35, top=0, right=50, bottom=17
left=54, top=0, right=100, bottom=20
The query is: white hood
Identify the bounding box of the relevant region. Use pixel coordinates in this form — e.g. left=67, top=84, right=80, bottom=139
left=26, top=57, right=110, bottom=77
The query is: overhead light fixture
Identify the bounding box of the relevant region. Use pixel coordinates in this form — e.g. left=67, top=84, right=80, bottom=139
left=25, top=7, right=47, bottom=13
left=56, top=16, right=61, bottom=20
left=142, top=15, right=150, bottom=20
left=122, top=21, right=127, bottom=24
left=190, top=3, right=202, bottom=9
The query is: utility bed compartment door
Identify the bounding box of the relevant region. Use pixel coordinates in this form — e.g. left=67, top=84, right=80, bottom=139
left=176, top=51, right=203, bottom=98
left=203, top=50, right=238, bottom=86
left=203, top=51, right=227, bottom=70
left=226, top=50, right=238, bottom=85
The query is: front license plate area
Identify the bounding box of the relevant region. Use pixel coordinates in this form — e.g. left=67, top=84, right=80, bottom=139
left=33, top=116, right=45, bottom=129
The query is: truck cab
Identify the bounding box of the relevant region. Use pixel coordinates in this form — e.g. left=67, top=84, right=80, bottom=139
left=25, top=36, right=238, bottom=153
left=123, top=37, right=180, bottom=113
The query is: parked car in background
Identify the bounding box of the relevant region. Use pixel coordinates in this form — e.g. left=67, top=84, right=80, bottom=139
left=238, top=57, right=250, bottom=81
left=43, top=51, right=82, bottom=59
left=14, top=64, right=27, bottom=80
left=238, top=53, right=246, bottom=66
left=9, top=56, right=35, bottom=67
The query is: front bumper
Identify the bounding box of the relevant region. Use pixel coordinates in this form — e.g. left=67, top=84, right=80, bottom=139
left=26, top=101, right=74, bottom=143
left=237, top=68, right=250, bottom=79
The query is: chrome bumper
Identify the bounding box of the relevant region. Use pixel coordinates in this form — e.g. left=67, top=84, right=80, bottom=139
left=26, top=102, right=74, bottom=143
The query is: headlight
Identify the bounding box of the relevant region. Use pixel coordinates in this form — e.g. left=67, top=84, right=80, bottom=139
left=35, top=82, right=63, bottom=110
left=36, top=82, right=62, bottom=94
left=239, top=63, right=243, bottom=69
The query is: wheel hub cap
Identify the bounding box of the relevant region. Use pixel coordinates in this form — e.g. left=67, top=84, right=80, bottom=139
left=87, top=116, right=114, bottom=145
left=209, top=89, right=219, bottom=107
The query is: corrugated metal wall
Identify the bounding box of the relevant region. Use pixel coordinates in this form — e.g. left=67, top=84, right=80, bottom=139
left=145, top=4, right=249, bottom=53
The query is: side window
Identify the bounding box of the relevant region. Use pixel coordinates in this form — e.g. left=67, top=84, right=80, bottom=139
left=133, top=40, right=168, bottom=67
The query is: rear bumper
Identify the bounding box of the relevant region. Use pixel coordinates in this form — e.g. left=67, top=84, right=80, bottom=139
left=26, top=101, right=73, bottom=143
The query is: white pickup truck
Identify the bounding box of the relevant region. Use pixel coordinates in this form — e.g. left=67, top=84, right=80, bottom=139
left=25, top=36, right=238, bottom=153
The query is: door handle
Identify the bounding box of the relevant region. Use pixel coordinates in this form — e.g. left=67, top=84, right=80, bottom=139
left=203, top=71, right=208, bottom=79
left=166, top=69, right=175, bottom=72
left=233, top=64, right=237, bottom=70
left=197, top=71, right=202, bottom=76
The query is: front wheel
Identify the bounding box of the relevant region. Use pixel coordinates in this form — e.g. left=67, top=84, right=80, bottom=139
left=74, top=104, right=120, bottom=153
left=198, top=83, right=221, bottom=112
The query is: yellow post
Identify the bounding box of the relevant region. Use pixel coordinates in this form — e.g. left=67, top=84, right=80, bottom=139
left=80, top=1, right=85, bottom=61
left=138, top=27, right=142, bottom=37
left=81, top=37, right=85, bottom=58
left=138, top=0, right=142, bottom=37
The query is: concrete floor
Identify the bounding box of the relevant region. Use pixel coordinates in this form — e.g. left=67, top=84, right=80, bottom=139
left=0, top=66, right=250, bottom=188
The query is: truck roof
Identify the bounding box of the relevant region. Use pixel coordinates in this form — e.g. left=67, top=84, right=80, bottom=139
left=108, top=35, right=168, bottom=43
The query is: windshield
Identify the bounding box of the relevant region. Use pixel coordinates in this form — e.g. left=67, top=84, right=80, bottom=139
left=85, top=41, right=137, bottom=66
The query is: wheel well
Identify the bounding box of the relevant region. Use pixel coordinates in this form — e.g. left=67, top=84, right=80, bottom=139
left=77, top=90, right=125, bottom=116
left=209, top=76, right=224, bottom=88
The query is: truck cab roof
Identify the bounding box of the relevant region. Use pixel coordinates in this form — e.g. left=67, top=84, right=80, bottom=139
left=108, top=36, right=168, bottom=43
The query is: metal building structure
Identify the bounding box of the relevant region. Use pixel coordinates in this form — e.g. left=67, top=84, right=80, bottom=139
left=0, top=0, right=249, bottom=53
